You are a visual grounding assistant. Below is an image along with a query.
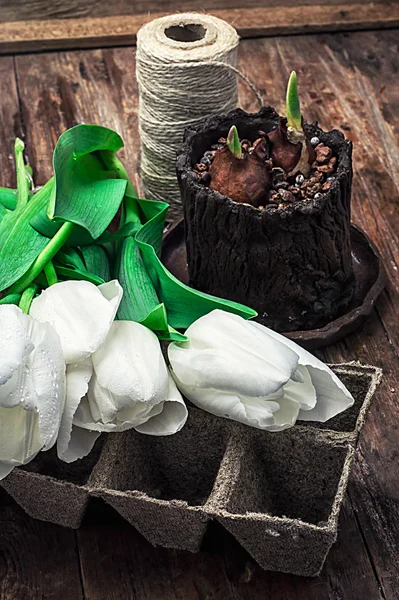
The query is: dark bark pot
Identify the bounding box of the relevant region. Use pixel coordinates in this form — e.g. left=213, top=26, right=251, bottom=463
left=176, top=107, right=355, bottom=332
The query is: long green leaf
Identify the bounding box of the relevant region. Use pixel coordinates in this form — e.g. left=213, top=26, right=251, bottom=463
left=30, top=205, right=94, bottom=245
left=132, top=197, right=257, bottom=328
left=0, top=293, right=21, bottom=305
left=48, top=125, right=127, bottom=239
left=109, top=157, right=257, bottom=336
left=0, top=187, right=17, bottom=211
left=56, top=265, right=104, bottom=286
left=117, top=236, right=162, bottom=322
left=56, top=247, right=87, bottom=271
left=81, top=245, right=111, bottom=282
left=0, top=181, right=52, bottom=291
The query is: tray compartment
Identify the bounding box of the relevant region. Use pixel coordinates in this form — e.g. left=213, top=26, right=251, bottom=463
left=89, top=409, right=233, bottom=552
left=209, top=427, right=354, bottom=576
left=298, top=363, right=382, bottom=441
left=1, top=438, right=105, bottom=528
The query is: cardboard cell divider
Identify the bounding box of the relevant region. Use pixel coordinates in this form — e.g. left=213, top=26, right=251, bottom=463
left=0, top=363, right=382, bottom=575
left=207, top=423, right=354, bottom=576
left=88, top=410, right=233, bottom=552
left=296, top=362, right=383, bottom=442
left=0, top=438, right=106, bottom=529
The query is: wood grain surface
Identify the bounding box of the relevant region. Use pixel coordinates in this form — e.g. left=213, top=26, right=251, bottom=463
left=0, top=4, right=399, bottom=55
left=0, top=28, right=398, bottom=600
left=0, top=0, right=389, bottom=23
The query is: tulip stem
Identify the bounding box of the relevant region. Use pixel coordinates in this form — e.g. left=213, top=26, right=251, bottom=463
left=18, top=284, right=38, bottom=314
left=9, top=221, right=75, bottom=294
left=44, top=260, right=58, bottom=286
left=14, top=138, right=30, bottom=210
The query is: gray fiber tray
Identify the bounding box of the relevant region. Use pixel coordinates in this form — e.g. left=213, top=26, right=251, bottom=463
left=0, top=362, right=382, bottom=577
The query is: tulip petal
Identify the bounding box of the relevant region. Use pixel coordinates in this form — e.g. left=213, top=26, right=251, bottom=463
left=135, top=374, right=188, bottom=436
left=98, top=280, right=123, bottom=317
left=0, top=406, right=42, bottom=466
left=253, top=324, right=354, bottom=421
left=74, top=394, right=152, bottom=432
left=62, top=426, right=101, bottom=463
left=0, top=305, right=33, bottom=389
left=168, top=310, right=299, bottom=399
left=297, top=365, right=354, bottom=422
left=57, top=359, right=93, bottom=462
left=263, top=396, right=301, bottom=432
left=29, top=280, right=123, bottom=364
left=0, top=462, right=16, bottom=480
left=283, top=365, right=317, bottom=411
left=28, top=319, right=66, bottom=449
left=171, top=374, right=286, bottom=430
left=92, top=321, right=169, bottom=407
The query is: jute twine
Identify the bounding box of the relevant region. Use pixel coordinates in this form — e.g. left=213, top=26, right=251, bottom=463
left=136, top=13, right=263, bottom=221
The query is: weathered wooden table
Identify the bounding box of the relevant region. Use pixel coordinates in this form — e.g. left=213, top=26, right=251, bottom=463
left=0, top=5, right=398, bottom=599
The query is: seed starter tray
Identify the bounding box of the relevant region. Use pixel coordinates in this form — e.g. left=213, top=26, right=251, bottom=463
left=0, top=362, right=381, bottom=577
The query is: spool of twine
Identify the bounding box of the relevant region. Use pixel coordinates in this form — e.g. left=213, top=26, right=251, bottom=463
left=136, top=12, right=263, bottom=221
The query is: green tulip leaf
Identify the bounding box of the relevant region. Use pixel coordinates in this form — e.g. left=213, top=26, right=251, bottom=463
left=0, top=292, right=21, bottom=306
left=109, top=151, right=257, bottom=337
left=30, top=206, right=94, bottom=245
left=94, top=222, right=140, bottom=245
left=0, top=187, right=17, bottom=211
left=81, top=245, right=111, bottom=282
left=117, top=236, right=162, bottom=322
left=48, top=125, right=127, bottom=239
left=0, top=181, right=51, bottom=292
left=132, top=197, right=257, bottom=328
left=56, top=247, right=87, bottom=271
left=55, top=265, right=104, bottom=286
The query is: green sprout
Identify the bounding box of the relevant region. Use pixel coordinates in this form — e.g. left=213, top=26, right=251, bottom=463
left=286, top=71, right=302, bottom=131
left=227, top=125, right=243, bottom=159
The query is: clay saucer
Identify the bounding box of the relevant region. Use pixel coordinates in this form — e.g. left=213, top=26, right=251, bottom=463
left=161, top=220, right=385, bottom=350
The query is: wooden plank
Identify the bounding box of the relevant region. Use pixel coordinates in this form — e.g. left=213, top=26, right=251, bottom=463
left=0, top=57, right=21, bottom=188
left=0, top=0, right=384, bottom=24
left=77, top=500, right=237, bottom=600
left=221, top=495, right=384, bottom=599
left=323, top=313, right=399, bottom=600
left=14, top=47, right=141, bottom=192
left=76, top=496, right=385, bottom=600
left=0, top=4, right=398, bottom=55
left=0, top=490, right=84, bottom=600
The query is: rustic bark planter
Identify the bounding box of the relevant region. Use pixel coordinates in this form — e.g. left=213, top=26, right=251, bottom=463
left=176, top=107, right=355, bottom=332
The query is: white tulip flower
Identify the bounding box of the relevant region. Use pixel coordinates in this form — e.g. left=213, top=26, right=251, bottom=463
left=30, top=279, right=123, bottom=364
left=168, top=310, right=354, bottom=432
left=57, top=321, right=188, bottom=463
left=0, top=304, right=66, bottom=479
